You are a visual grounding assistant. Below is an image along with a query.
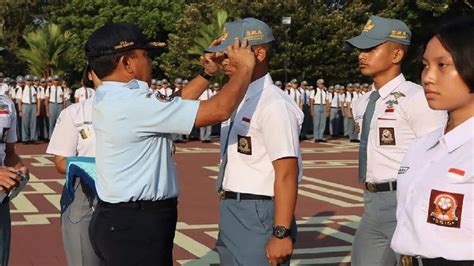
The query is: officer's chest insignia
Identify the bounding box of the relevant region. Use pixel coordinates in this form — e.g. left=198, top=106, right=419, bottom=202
left=398, top=166, right=409, bottom=175
left=79, top=128, right=91, bottom=139
left=237, top=135, right=252, bottom=155
left=145, top=92, right=153, bottom=98
left=156, top=92, right=173, bottom=102
left=427, top=189, right=464, bottom=228
left=379, top=127, right=396, bottom=145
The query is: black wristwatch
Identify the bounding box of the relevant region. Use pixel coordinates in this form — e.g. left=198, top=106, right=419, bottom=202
left=272, top=225, right=290, bottom=239
left=199, top=69, right=213, bottom=81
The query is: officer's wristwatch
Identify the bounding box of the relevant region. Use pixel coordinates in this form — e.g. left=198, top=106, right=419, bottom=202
left=272, top=225, right=290, bottom=239
left=199, top=69, right=213, bottom=81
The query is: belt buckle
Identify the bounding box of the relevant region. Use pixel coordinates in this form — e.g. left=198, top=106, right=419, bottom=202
left=218, top=190, right=225, bottom=200
left=366, top=182, right=377, bottom=193
left=400, top=255, right=413, bottom=266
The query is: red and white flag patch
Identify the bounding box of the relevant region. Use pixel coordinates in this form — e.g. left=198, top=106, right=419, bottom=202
left=242, top=117, right=251, bottom=123
left=448, top=168, right=465, bottom=181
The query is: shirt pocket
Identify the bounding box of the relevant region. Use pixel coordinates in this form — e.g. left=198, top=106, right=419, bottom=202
left=376, top=117, right=397, bottom=147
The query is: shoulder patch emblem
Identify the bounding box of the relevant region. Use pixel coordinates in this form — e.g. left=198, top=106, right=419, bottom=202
left=398, top=166, right=409, bottom=175
left=155, top=92, right=174, bottom=103
left=427, top=189, right=464, bottom=228
left=0, top=103, right=10, bottom=115
left=237, top=135, right=252, bottom=155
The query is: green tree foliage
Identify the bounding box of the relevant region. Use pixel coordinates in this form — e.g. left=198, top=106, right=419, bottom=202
left=17, top=23, right=72, bottom=77
left=50, top=0, right=185, bottom=81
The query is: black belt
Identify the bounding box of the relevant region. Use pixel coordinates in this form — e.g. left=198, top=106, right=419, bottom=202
left=365, top=181, right=396, bottom=193
left=219, top=191, right=273, bottom=201
left=331, top=107, right=340, bottom=109
left=21, top=103, right=37, bottom=105
left=314, top=103, right=325, bottom=105
left=401, top=255, right=474, bottom=266
left=98, top=198, right=177, bottom=210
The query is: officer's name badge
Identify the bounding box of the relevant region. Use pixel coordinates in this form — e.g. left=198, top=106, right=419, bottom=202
left=155, top=92, right=173, bottom=103
left=427, top=189, right=464, bottom=228
left=398, top=166, right=409, bottom=175
left=79, top=128, right=91, bottom=139
left=237, top=135, right=252, bottom=155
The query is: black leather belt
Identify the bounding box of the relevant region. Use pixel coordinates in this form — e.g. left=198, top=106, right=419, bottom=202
left=98, top=198, right=177, bottom=210
left=219, top=191, right=273, bottom=200
left=401, top=255, right=474, bottom=266
left=21, top=103, right=37, bottom=105
left=365, top=181, right=396, bottom=193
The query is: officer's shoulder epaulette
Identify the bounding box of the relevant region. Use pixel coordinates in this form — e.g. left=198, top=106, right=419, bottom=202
left=125, top=80, right=140, bottom=90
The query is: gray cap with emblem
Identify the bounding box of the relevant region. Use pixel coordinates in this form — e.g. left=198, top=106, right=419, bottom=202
left=346, top=15, right=411, bottom=49
left=205, top=17, right=274, bottom=53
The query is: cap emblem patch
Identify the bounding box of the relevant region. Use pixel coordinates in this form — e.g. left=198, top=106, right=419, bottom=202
left=245, top=30, right=264, bottom=40
left=363, top=19, right=375, bottom=32
left=389, top=30, right=407, bottom=40
left=114, top=40, right=135, bottom=50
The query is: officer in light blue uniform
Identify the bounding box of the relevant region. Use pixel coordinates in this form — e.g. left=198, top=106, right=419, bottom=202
left=17, top=75, right=40, bottom=144
left=87, top=22, right=256, bottom=266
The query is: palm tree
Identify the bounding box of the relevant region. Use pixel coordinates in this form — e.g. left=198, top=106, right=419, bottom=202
left=17, top=23, right=71, bottom=77
left=188, top=9, right=228, bottom=58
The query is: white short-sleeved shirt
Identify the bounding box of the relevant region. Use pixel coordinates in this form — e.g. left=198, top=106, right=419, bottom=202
left=74, top=87, right=95, bottom=103
left=0, top=83, right=9, bottom=96
left=37, top=86, right=46, bottom=100
left=198, top=88, right=214, bottom=101
left=0, top=95, right=17, bottom=164
left=221, top=74, right=304, bottom=196
left=310, top=88, right=328, bottom=105
left=16, top=85, right=40, bottom=104
left=47, top=97, right=95, bottom=157
left=391, top=117, right=474, bottom=260
left=352, top=74, right=447, bottom=183
left=288, top=87, right=303, bottom=107
left=158, top=87, right=173, bottom=97
left=330, top=92, right=342, bottom=108
left=93, top=80, right=200, bottom=203
left=45, top=86, right=64, bottom=103
left=343, top=92, right=352, bottom=107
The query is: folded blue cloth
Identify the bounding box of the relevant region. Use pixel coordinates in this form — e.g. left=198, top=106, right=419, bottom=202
left=65, top=156, right=97, bottom=199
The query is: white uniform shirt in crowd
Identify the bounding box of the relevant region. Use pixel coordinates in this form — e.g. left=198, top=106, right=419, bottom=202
left=221, top=74, right=304, bottom=197
left=352, top=91, right=360, bottom=103
left=158, top=87, right=173, bottom=97
left=0, top=83, right=9, bottom=96
left=0, top=95, right=18, bottom=163
left=352, top=74, right=447, bottom=183
left=74, top=87, right=95, bottom=103
left=16, top=85, right=39, bottom=104
left=310, top=88, right=328, bottom=105
left=330, top=92, right=342, bottom=108
left=302, top=89, right=311, bottom=105
left=47, top=97, right=96, bottom=157
left=343, top=92, right=352, bottom=107
left=391, top=117, right=474, bottom=260
left=64, top=87, right=72, bottom=102
left=46, top=85, right=64, bottom=103
left=198, top=88, right=214, bottom=101
left=288, top=87, right=303, bottom=107
left=36, top=86, right=46, bottom=100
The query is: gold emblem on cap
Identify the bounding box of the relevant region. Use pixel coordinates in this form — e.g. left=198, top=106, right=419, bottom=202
left=245, top=30, right=264, bottom=40
left=114, top=40, right=135, bottom=50
left=363, top=19, right=375, bottom=32
left=220, top=28, right=229, bottom=41
left=389, top=30, right=407, bottom=39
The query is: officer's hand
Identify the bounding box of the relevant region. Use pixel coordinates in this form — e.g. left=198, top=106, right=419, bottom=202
left=326, top=112, right=330, bottom=118
left=355, top=123, right=360, bottom=134
left=18, top=111, right=23, bottom=118
left=266, top=237, right=293, bottom=266
left=0, top=167, right=22, bottom=192
left=199, top=53, right=220, bottom=77
left=226, top=38, right=256, bottom=71
left=46, top=112, right=50, bottom=118
left=310, top=109, right=314, bottom=116
left=36, top=112, right=40, bottom=117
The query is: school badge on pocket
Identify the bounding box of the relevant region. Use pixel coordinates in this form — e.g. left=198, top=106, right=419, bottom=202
left=237, top=135, right=252, bottom=155
left=427, top=189, right=464, bottom=228
left=379, top=127, right=396, bottom=145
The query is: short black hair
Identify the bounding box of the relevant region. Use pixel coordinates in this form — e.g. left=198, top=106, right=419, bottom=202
left=426, top=17, right=474, bottom=93
left=89, top=50, right=134, bottom=79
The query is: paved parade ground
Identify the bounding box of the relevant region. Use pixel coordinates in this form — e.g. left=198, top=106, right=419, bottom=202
left=9, top=139, right=363, bottom=266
